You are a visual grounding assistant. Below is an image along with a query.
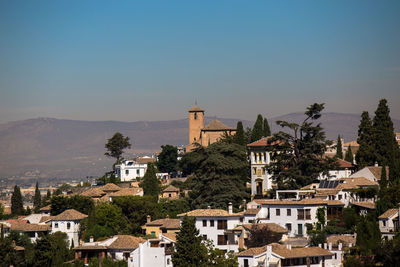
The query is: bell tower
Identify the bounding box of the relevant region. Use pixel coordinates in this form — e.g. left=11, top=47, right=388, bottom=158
left=188, top=104, right=204, bottom=146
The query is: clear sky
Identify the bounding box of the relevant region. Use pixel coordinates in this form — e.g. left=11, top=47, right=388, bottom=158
left=1, top=0, right=399, bottom=123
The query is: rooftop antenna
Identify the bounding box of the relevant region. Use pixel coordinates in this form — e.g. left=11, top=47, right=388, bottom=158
left=195, top=99, right=198, bottom=106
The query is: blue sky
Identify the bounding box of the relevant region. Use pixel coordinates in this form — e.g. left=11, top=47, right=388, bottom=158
left=0, top=0, right=399, bottom=123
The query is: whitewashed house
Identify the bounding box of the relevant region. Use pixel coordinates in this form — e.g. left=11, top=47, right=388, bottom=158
left=5, top=222, right=50, bottom=243
left=378, top=208, right=399, bottom=240
left=247, top=137, right=273, bottom=196
left=237, top=243, right=336, bottom=267
left=177, top=203, right=242, bottom=252
left=115, top=160, right=148, bottom=182
left=319, top=159, right=355, bottom=180
left=247, top=199, right=345, bottom=237
left=350, top=164, right=389, bottom=183
left=50, top=209, right=87, bottom=247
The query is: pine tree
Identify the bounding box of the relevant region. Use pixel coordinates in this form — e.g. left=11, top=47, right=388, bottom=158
left=33, top=181, right=42, bottom=213
left=336, top=135, right=343, bottom=159
left=345, top=145, right=354, bottom=163
left=251, top=114, right=264, bottom=142
left=373, top=99, right=398, bottom=166
left=263, top=118, right=271, bottom=137
left=233, top=121, right=245, bottom=146
left=172, top=215, right=206, bottom=267
left=11, top=185, right=24, bottom=216
left=142, top=163, right=160, bottom=197
left=356, top=111, right=376, bottom=168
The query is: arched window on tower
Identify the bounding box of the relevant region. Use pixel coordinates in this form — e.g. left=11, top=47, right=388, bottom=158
left=194, top=112, right=198, bottom=120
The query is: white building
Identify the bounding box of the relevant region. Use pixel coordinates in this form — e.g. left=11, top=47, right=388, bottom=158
left=177, top=203, right=242, bottom=252
left=319, top=159, right=354, bottom=180
left=247, top=137, right=273, bottom=196
left=350, top=165, right=389, bottom=183
left=237, top=243, right=337, bottom=267
left=115, top=160, right=148, bottom=182
left=378, top=208, right=399, bottom=240
left=50, top=209, right=87, bottom=247
left=2, top=222, right=51, bottom=243
left=247, top=199, right=345, bottom=237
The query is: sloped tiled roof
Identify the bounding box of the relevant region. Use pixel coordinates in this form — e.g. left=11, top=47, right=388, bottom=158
left=39, top=216, right=52, bottom=223
left=367, top=166, right=389, bottom=180
left=244, top=208, right=260, bottom=215
left=188, top=105, right=204, bottom=112
left=81, top=187, right=106, bottom=197
left=145, top=218, right=180, bottom=229
left=336, top=159, right=353, bottom=168
left=202, top=119, right=235, bottom=131
left=237, top=245, right=267, bottom=257
left=351, top=201, right=375, bottom=209
left=379, top=208, right=398, bottom=219
left=51, top=209, right=88, bottom=221
left=100, top=183, right=121, bottom=192
left=271, top=243, right=333, bottom=258
left=255, top=199, right=327, bottom=206
left=39, top=204, right=51, bottom=211
left=10, top=223, right=50, bottom=232
left=107, top=235, right=146, bottom=250
left=163, top=185, right=179, bottom=192
left=178, top=209, right=241, bottom=217
left=162, top=232, right=177, bottom=242
left=108, top=187, right=143, bottom=197
left=243, top=223, right=288, bottom=234
left=247, top=137, right=271, bottom=147
left=337, top=177, right=378, bottom=189
left=136, top=157, right=157, bottom=164
left=327, top=235, right=356, bottom=247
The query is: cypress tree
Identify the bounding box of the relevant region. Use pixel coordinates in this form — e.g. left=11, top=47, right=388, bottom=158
left=251, top=114, right=264, bottom=142
left=233, top=121, right=245, bottom=146
left=356, top=111, right=376, bottom=168
left=172, top=215, right=206, bottom=267
left=336, top=135, right=343, bottom=159
left=11, top=185, right=24, bottom=216
left=142, top=163, right=160, bottom=197
left=33, top=181, right=42, bottom=213
left=380, top=163, right=387, bottom=189
left=345, top=145, right=354, bottom=163
left=263, top=118, right=271, bottom=137
left=373, top=99, right=397, bottom=166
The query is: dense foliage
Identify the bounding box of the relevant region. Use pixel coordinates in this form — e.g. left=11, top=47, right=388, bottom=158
left=141, top=163, right=160, bottom=197
left=11, top=185, right=24, bottom=216
left=104, top=132, right=131, bottom=169
left=50, top=195, right=94, bottom=216
left=33, top=181, right=42, bottom=213
left=157, top=145, right=178, bottom=173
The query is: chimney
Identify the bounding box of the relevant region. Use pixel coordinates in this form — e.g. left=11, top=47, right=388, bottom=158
left=207, top=205, right=211, bottom=209
left=243, top=199, right=247, bottom=211
left=90, top=236, right=94, bottom=243
left=349, top=243, right=352, bottom=248
left=324, top=243, right=327, bottom=249
left=318, top=244, right=322, bottom=248
left=286, top=244, right=291, bottom=250
left=338, top=243, right=343, bottom=251
left=166, top=215, right=169, bottom=219
left=375, top=161, right=379, bottom=167
left=329, top=243, right=332, bottom=250
left=228, top=202, right=233, bottom=215
left=147, top=215, right=151, bottom=223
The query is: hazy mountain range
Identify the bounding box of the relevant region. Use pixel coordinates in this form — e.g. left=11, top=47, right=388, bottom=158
left=0, top=113, right=399, bottom=180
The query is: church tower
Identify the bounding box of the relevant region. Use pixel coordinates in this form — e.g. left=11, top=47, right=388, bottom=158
left=188, top=104, right=204, bottom=146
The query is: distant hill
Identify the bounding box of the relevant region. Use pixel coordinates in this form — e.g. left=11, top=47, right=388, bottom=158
left=0, top=113, right=398, bottom=179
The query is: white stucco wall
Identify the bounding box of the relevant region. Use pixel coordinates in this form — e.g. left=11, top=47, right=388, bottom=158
left=51, top=220, right=81, bottom=247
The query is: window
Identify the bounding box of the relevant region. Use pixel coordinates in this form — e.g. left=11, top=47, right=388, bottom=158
left=287, top=209, right=291, bottom=216
left=383, top=221, right=386, bottom=227
left=217, top=220, right=227, bottom=230
left=305, top=209, right=311, bottom=220
left=167, top=259, right=170, bottom=265
left=125, top=170, right=129, bottom=175
left=169, top=194, right=172, bottom=198
left=151, top=231, right=156, bottom=237
left=244, top=259, right=249, bottom=267
left=203, top=220, right=207, bottom=227
left=262, top=167, right=266, bottom=175
left=194, top=112, right=198, bottom=120
left=286, top=223, right=292, bottom=231
left=210, top=220, right=214, bottom=227
left=203, top=235, right=207, bottom=240
left=253, top=167, right=257, bottom=175
left=217, top=235, right=227, bottom=245
left=136, top=169, right=140, bottom=175
left=276, top=209, right=280, bottom=216
left=54, top=223, right=58, bottom=228
left=297, top=209, right=305, bottom=220
left=338, top=195, right=342, bottom=200
left=67, top=222, right=71, bottom=229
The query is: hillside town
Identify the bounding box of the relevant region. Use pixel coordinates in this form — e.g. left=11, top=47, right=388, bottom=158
left=1, top=100, right=400, bottom=267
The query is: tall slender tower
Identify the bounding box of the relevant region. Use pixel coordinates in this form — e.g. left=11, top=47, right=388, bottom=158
left=188, top=104, right=204, bottom=146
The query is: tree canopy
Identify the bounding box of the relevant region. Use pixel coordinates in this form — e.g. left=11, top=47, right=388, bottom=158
left=344, top=145, right=354, bottom=163
left=356, top=111, right=376, bottom=169
left=336, top=135, right=343, bottom=159
left=33, top=181, right=42, bottom=213
left=141, top=163, right=160, bottom=197
left=266, top=103, right=336, bottom=189
left=157, top=145, right=178, bottom=173
left=11, top=185, right=24, bottom=216
left=104, top=132, right=131, bottom=169
left=232, top=121, right=246, bottom=146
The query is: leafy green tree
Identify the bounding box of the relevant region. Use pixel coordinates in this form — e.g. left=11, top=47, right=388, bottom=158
left=266, top=103, right=336, bottom=189
left=33, top=181, right=42, bottom=213
left=344, top=145, right=354, bottom=163
left=189, top=141, right=248, bottom=209
left=157, top=145, right=178, bottom=173
left=251, top=114, right=264, bottom=142
left=11, top=185, right=24, bottom=216
left=112, top=196, right=160, bottom=235
left=373, top=99, right=398, bottom=166
left=233, top=121, right=246, bottom=146
left=158, top=199, right=190, bottom=218
left=141, top=163, right=160, bottom=197
left=246, top=224, right=283, bottom=248
left=336, top=135, right=343, bottom=159
left=104, top=132, right=131, bottom=170
left=0, top=202, right=4, bottom=219
left=50, top=195, right=94, bottom=216
left=178, top=150, right=202, bottom=176
left=263, top=117, right=271, bottom=137
left=33, top=232, right=73, bottom=267
left=356, top=213, right=381, bottom=256
left=0, top=237, right=22, bottom=266
left=203, top=240, right=238, bottom=267
left=172, top=215, right=207, bottom=267
left=356, top=111, right=376, bottom=169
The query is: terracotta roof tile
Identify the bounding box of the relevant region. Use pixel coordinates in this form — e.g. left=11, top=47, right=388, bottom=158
left=74, top=245, right=108, bottom=250
left=367, top=166, right=389, bottom=180
left=271, top=243, right=333, bottom=258
left=81, top=187, right=106, bottom=197
left=178, top=209, right=242, bottom=217
left=188, top=105, right=204, bottom=112
left=202, top=119, right=235, bottom=131
left=243, top=223, right=288, bottom=234
left=351, top=201, right=375, bottom=209
left=10, top=223, right=50, bottom=232
left=108, top=187, right=143, bottom=197
left=336, top=159, right=353, bottom=168
left=145, top=218, right=180, bottom=229
left=327, top=235, right=356, bottom=247
left=51, top=209, right=88, bottom=221
left=161, top=232, right=177, bottom=242
left=379, top=208, right=398, bottom=219
left=39, top=204, right=51, bottom=211
left=99, top=183, right=121, bottom=192
left=163, top=185, right=179, bottom=192
left=237, top=245, right=268, bottom=256
left=247, top=137, right=271, bottom=147
left=107, top=235, right=146, bottom=250
left=244, top=208, right=260, bottom=215
left=136, top=157, right=157, bottom=164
